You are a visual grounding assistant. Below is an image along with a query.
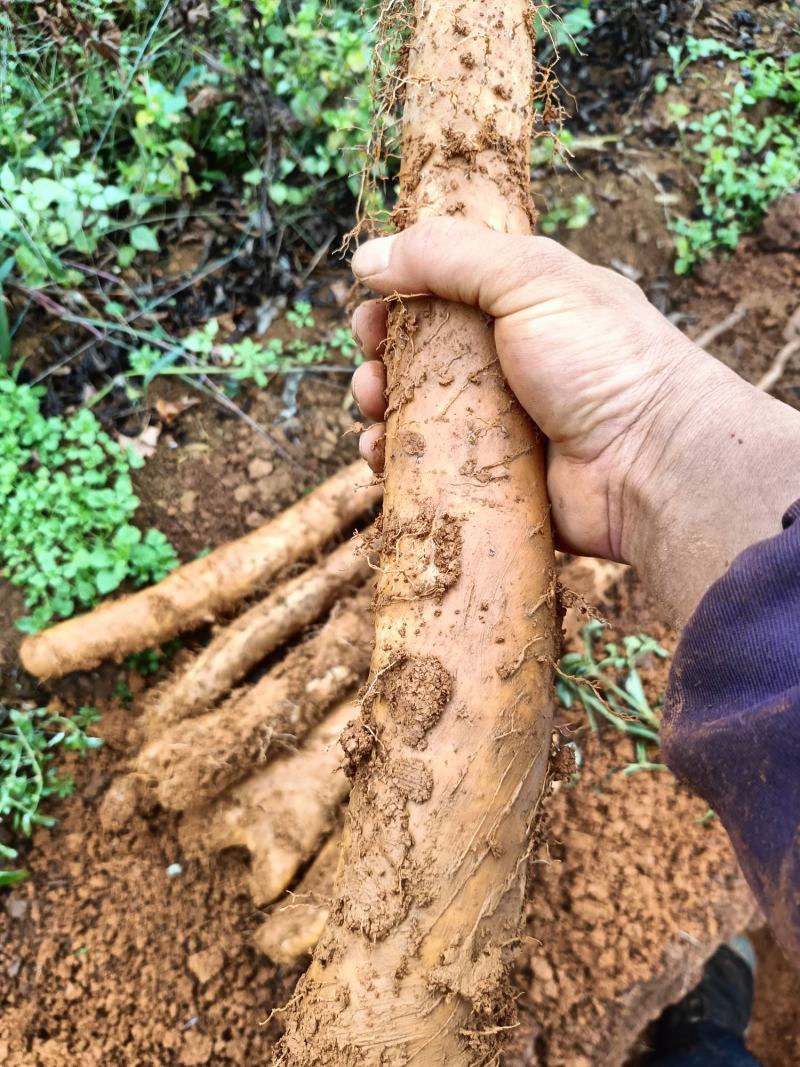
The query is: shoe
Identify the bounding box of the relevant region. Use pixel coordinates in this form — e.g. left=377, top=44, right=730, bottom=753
left=650, top=937, right=755, bottom=1053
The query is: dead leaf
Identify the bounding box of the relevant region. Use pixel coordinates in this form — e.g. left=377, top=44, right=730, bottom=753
left=187, top=2, right=211, bottom=25
left=155, top=395, right=201, bottom=424
left=188, top=86, right=228, bottom=115
left=119, top=424, right=161, bottom=460
left=328, top=279, right=353, bottom=308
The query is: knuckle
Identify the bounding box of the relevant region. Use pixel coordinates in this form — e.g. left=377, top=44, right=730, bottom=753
left=523, top=236, right=580, bottom=287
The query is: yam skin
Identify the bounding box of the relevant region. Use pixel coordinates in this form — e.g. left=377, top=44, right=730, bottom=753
left=253, top=832, right=344, bottom=967
left=179, top=699, right=356, bottom=907
left=275, top=4, right=556, bottom=1065
left=134, top=586, right=374, bottom=811
left=20, top=460, right=380, bottom=679
left=250, top=555, right=629, bottom=970
left=143, top=534, right=373, bottom=734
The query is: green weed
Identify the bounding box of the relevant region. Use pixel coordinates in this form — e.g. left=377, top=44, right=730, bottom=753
left=0, top=283, right=361, bottom=636
left=0, top=374, right=177, bottom=632
left=124, top=640, right=182, bottom=677
left=535, top=0, right=594, bottom=57
left=539, top=192, right=596, bottom=234
left=0, top=0, right=596, bottom=296
left=556, top=620, right=670, bottom=774
left=666, top=38, right=800, bottom=273
left=124, top=300, right=362, bottom=393
left=0, top=0, right=376, bottom=290
left=0, top=703, right=102, bottom=884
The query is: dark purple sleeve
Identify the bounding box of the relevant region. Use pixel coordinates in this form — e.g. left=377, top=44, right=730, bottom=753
left=661, top=500, right=800, bottom=964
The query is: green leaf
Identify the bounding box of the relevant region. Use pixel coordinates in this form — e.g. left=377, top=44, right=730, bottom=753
left=15, top=243, right=47, bottom=281
left=0, top=869, right=28, bottom=886
left=95, top=569, right=122, bottom=595
left=117, top=244, right=137, bottom=268
left=130, top=225, right=160, bottom=252
left=29, top=177, right=65, bottom=210
left=46, top=220, right=69, bottom=247
left=0, top=164, right=17, bottom=193
left=345, top=46, right=369, bottom=74
left=102, top=186, right=129, bottom=208
left=268, top=182, right=289, bottom=206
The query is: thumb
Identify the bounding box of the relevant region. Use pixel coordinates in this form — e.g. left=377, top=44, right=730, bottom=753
left=351, top=217, right=581, bottom=319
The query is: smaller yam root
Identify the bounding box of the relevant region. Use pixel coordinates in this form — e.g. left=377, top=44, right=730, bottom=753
left=20, top=460, right=380, bottom=680
left=253, top=832, right=342, bottom=967
left=134, top=585, right=374, bottom=811
left=179, top=698, right=356, bottom=906
left=143, top=532, right=374, bottom=735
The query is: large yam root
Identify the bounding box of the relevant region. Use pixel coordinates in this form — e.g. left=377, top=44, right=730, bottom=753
left=179, top=699, right=356, bottom=906
left=135, top=586, right=374, bottom=811
left=247, top=564, right=666, bottom=976
left=20, top=460, right=380, bottom=680
left=276, top=5, right=556, bottom=1064
left=254, top=832, right=343, bottom=967
left=143, top=533, right=374, bottom=734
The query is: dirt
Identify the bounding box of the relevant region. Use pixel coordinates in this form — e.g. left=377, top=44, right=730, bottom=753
left=0, top=617, right=778, bottom=1067
left=506, top=724, right=756, bottom=1067
left=0, top=718, right=292, bottom=1067
left=2, top=525, right=797, bottom=1066
left=676, top=199, right=800, bottom=410
left=749, top=927, right=800, bottom=1067
left=4, top=238, right=799, bottom=1063
left=374, top=654, right=452, bottom=747
left=133, top=371, right=364, bottom=563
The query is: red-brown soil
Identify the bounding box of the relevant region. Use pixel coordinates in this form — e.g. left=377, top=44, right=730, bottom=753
left=749, top=927, right=800, bottom=1067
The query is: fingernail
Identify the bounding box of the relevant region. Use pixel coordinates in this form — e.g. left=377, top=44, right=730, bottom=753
left=352, top=235, right=395, bottom=280
left=350, top=314, right=363, bottom=348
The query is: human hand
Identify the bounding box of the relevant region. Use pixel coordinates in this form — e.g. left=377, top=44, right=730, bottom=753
left=350, top=218, right=800, bottom=622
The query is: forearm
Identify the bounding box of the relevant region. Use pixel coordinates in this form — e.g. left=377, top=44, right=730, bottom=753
left=622, top=340, right=800, bottom=625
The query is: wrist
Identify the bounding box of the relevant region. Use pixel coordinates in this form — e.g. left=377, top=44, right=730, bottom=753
left=619, top=338, right=800, bottom=624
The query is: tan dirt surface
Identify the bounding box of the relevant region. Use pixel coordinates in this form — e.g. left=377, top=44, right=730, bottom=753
left=505, top=726, right=757, bottom=1067
left=0, top=664, right=765, bottom=1067
left=0, top=715, right=292, bottom=1067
